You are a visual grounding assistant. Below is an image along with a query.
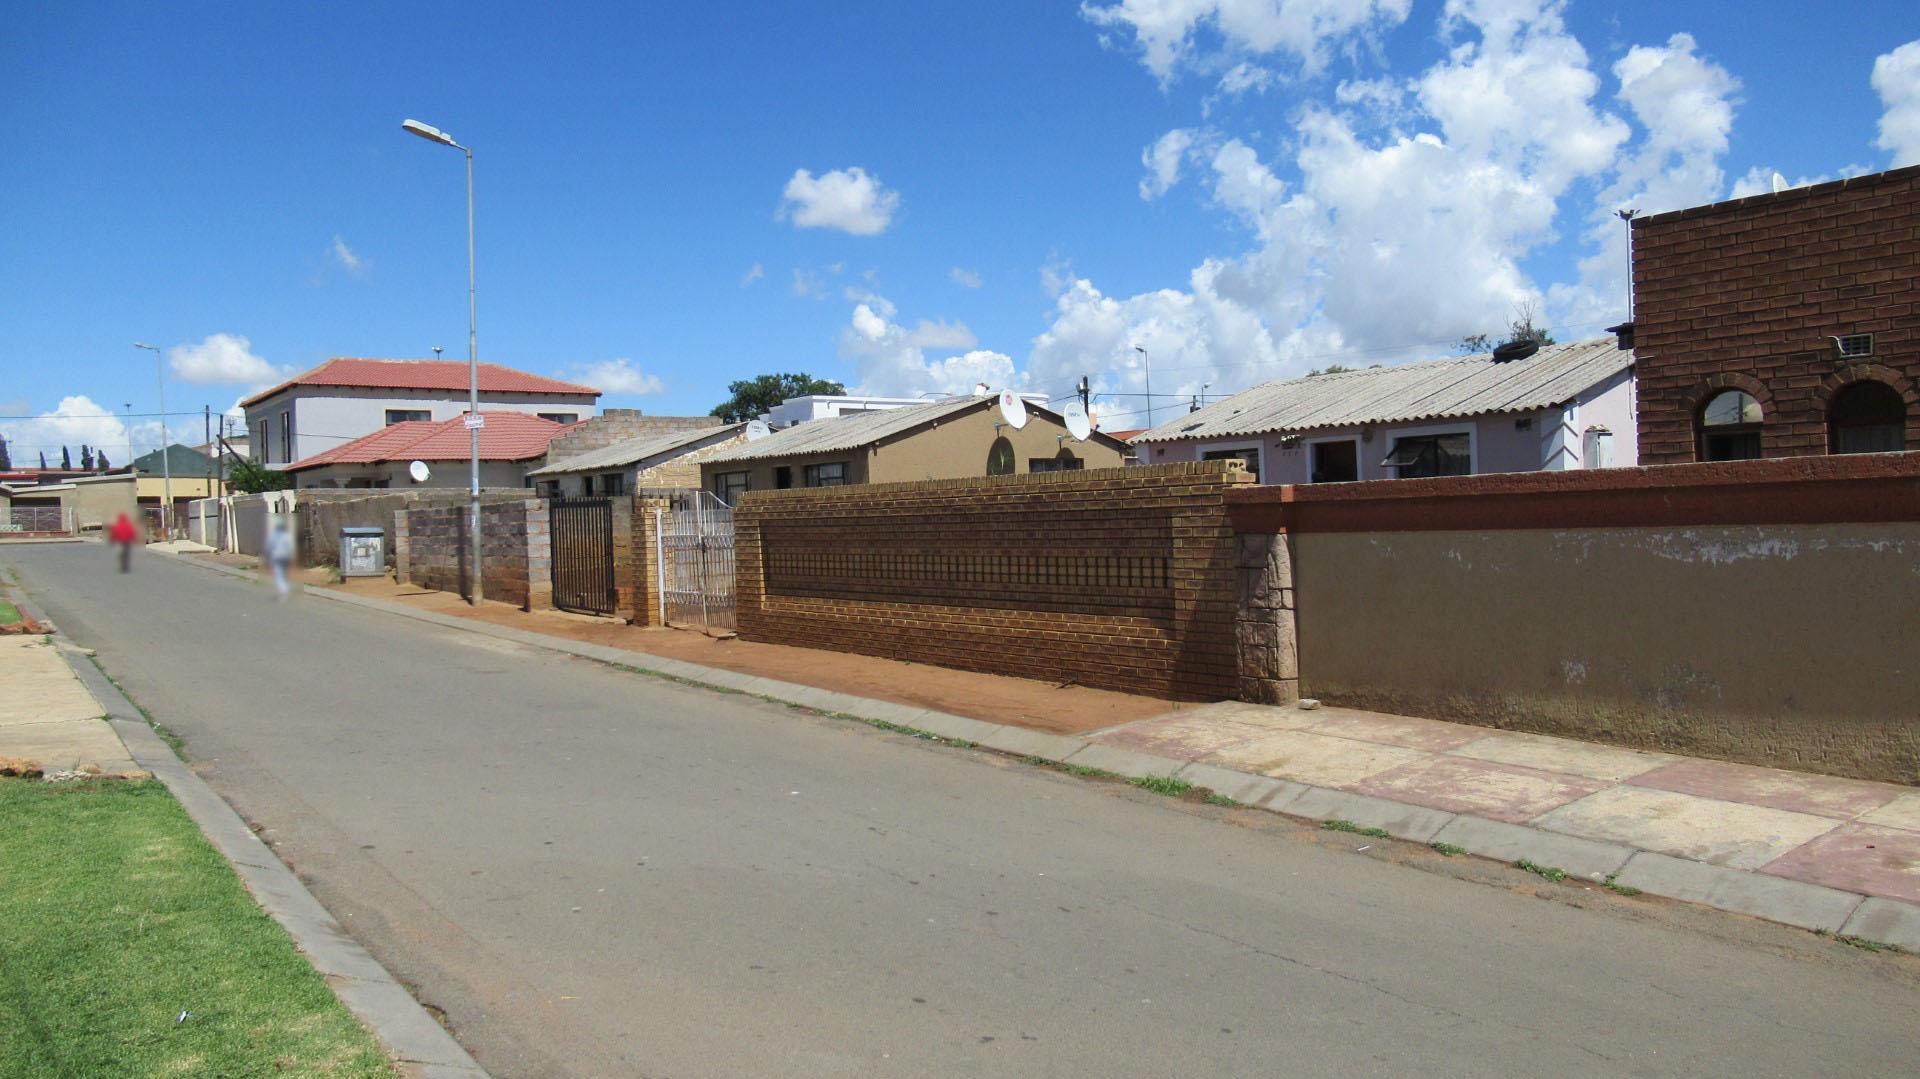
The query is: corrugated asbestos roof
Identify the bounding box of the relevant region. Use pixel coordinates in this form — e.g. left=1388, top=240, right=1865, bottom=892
left=528, top=424, right=743, bottom=476
left=1131, top=338, right=1631, bottom=444
left=703, top=397, right=986, bottom=463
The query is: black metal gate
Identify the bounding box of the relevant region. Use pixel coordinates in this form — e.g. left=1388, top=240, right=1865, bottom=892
left=549, top=497, right=616, bottom=614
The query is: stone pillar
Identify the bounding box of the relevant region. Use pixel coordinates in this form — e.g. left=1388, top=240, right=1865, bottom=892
left=394, top=510, right=412, bottom=584
left=524, top=498, right=552, bottom=611
left=1235, top=531, right=1299, bottom=704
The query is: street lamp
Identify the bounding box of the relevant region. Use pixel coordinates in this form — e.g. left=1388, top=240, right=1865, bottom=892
left=1134, top=345, right=1154, bottom=428
left=123, top=403, right=135, bottom=468
left=403, top=117, right=482, bottom=605
left=133, top=343, right=171, bottom=537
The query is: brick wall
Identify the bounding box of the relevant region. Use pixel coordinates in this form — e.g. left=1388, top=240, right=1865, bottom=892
left=733, top=462, right=1251, bottom=699
left=297, top=488, right=535, bottom=568
left=396, top=498, right=550, bottom=610
left=630, top=496, right=670, bottom=625
left=1633, top=164, right=1920, bottom=463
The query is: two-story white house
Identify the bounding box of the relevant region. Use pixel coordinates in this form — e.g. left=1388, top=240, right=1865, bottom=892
left=240, top=357, right=601, bottom=468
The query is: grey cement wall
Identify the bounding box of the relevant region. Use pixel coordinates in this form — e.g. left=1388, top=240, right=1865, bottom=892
left=1291, top=523, right=1920, bottom=784
left=294, top=488, right=542, bottom=568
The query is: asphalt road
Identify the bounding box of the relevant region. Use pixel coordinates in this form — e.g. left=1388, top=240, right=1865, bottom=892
left=9, top=542, right=1920, bottom=1078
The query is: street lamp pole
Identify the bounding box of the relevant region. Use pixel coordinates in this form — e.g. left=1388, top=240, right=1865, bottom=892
left=133, top=343, right=171, bottom=537
left=403, top=118, right=482, bottom=605
left=123, top=404, right=135, bottom=467
left=1134, top=345, right=1154, bottom=429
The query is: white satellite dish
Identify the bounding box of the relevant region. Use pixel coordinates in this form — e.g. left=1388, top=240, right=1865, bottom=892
left=1063, top=400, right=1092, bottom=441
left=744, top=419, right=771, bottom=441
left=972, top=381, right=991, bottom=397
left=408, top=460, right=430, bottom=483
left=1771, top=171, right=1789, bottom=194
left=997, top=389, right=1029, bottom=429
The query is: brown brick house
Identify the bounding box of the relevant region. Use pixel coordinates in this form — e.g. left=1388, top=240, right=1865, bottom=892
left=1631, top=164, right=1918, bottom=463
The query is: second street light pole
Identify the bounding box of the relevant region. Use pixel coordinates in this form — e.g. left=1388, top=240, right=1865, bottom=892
left=133, top=342, right=172, bottom=537
left=403, top=117, right=483, bottom=605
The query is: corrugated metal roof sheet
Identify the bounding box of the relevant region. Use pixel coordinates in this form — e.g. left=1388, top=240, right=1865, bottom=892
left=1132, top=338, right=1631, bottom=444
left=528, top=424, right=743, bottom=476
left=703, top=397, right=986, bottom=463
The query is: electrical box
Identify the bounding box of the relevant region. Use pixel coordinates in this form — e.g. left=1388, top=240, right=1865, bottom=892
left=340, top=526, right=385, bottom=578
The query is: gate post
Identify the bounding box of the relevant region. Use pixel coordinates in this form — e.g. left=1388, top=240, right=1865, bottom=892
left=524, top=498, right=552, bottom=611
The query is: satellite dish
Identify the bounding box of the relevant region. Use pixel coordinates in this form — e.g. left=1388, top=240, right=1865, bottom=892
left=744, top=419, right=771, bottom=441
left=408, top=460, right=430, bottom=483
left=972, top=382, right=991, bottom=397
left=1771, top=171, right=1788, bottom=194
left=1063, top=400, right=1092, bottom=441
left=997, top=389, right=1029, bottom=429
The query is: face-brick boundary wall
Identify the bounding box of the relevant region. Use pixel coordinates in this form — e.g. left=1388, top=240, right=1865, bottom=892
left=1227, top=454, right=1920, bottom=784
left=1632, top=164, right=1920, bottom=464
left=396, top=498, right=551, bottom=610
left=733, top=462, right=1253, bottom=700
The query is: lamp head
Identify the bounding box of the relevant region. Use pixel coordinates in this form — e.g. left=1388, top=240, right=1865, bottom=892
left=402, top=119, right=460, bottom=148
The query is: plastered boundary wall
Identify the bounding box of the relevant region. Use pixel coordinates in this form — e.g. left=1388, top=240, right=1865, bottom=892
left=733, top=462, right=1252, bottom=699
left=1228, top=454, right=1920, bottom=784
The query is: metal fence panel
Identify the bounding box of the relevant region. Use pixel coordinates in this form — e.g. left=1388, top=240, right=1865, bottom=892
left=550, top=497, right=616, bottom=614
left=663, top=490, right=735, bottom=631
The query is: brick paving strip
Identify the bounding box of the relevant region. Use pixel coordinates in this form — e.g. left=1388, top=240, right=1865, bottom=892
left=156, top=549, right=1920, bottom=953
left=3, top=586, right=488, bottom=1079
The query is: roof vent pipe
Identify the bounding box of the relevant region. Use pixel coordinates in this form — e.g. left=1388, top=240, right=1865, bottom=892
left=1491, top=339, right=1540, bottom=363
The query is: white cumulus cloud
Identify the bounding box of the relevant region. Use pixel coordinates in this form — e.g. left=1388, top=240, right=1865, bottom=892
left=949, top=266, right=983, bottom=289
left=1084, top=0, right=1414, bottom=85
left=838, top=292, right=1012, bottom=397
left=0, top=396, right=138, bottom=464
left=168, top=334, right=282, bottom=386
left=1139, top=128, right=1199, bottom=199
left=740, top=262, right=765, bottom=286
left=572, top=358, right=664, bottom=396
left=329, top=235, right=368, bottom=276
left=779, top=167, right=901, bottom=235
left=1872, top=40, right=1920, bottom=166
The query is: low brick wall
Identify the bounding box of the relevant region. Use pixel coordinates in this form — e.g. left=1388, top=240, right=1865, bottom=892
left=396, top=498, right=551, bottom=610
left=733, top=462, right=1250, bottom=699
left=1227, top=454, right=1920, bottom=784
left=297, top=489, right=533, bottom=568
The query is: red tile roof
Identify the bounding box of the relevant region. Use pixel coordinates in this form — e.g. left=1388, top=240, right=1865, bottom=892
left=285, top=412, right=570, bottom=472
left=240, top=358, right=600, bottom=407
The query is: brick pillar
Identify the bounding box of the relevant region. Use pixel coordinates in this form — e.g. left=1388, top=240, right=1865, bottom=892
left=524, top=498, right=552, bottom=611
left=394, top=509, right=412, bottom=583
left=610, top=495, right=635, bottom=621
left=1235, top=531, right=1299, bottom=704
left=631, top=497, right=670, bottom=625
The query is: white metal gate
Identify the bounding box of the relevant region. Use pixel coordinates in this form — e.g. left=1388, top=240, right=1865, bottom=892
left=660, top=491, right=736, bottom=631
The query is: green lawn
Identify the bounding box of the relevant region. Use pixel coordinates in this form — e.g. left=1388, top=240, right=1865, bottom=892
left=0, top=778, right=395, bottom=1077
left=0, top=601, right=21, bottom=626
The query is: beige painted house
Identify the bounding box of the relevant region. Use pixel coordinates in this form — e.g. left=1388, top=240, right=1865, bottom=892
left=1, top=473, right=138, bottom=533
left=698, top=395, right=1132, bottom=503
left=528, top=424, right=746, bottom=496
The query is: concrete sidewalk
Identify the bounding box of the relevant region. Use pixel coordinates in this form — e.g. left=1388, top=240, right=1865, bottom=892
left=155, top=547, right=1920, bottom=953
left=0, top=634, right=142, bottom=777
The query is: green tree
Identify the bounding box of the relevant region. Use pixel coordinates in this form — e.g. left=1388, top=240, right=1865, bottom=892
left=60, top=446, right=71, bottom=469
left=709, top=372, right=847, bottom=422
left=1458, top=300, right=1557, bottom=355
left=80, top=444, right=94, bottom=470
left=0, top=435, right=11, bottom=470
left=39, top=451, right=48, bottom=469
left=225, top=455, right=294, bottom=493
left=96, top=450, right=110, bottom=471
left=1306, top=364, right=1355, bottom=377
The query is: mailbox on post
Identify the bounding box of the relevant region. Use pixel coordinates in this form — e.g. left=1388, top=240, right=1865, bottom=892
left=340, top=526, right=386, bottom=578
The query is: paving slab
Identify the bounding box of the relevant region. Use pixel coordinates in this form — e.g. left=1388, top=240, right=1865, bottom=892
left=1534, top=785, right=1842, bottom=870
left=1759, top=823, right=1920, bottom=904
left=1062, top=742, right=1185, bottom=780
left=1448, top=730, right=1676, bottom=782
left=1613, top=852, right=1863, bottom=933
left=1173, top=761, right=1308, bottom=808
left=1094, top=713, right=1278, bottom=761
left=1838, top=897, right=1920, bottom=952
left=1427, top=816, right=1634, bottom=881
left=0, top=636, right=104, bottom=726
left=0, top=719, right=142, bottom=775
left=1207, top=728, right=1426, bottom=789
left=1150, top=700, right=1324, bottom=730
left=1630, top=757, right=1907, bottom=820
left=1277, top=786, right=1456, bottom=843
left=1858, top=792, right=1920, bottom=832
left=1302, top=709, right=1485, bottom=752
left=1354, top=755, right=1608, bottom=825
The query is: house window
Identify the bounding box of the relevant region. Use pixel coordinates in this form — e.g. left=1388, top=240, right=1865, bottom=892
left=1309, top=440, right=1358, bottom=483
left=279, top=409, right=292, bottom=463
left=1202, top=447, right=1261, bottom=481
left=1381, top=432, right=1471, bottom=478
left=1698, top=390, right=1763, bottom=461
left=774, top=466, right=793, bottom=489
left=1829, top=381, right=1905, bottom=454
left=1029, top=452, right=1083, bottom=473
left=803, top=462, right=847, bottom=487
left=538, top=412, right=578, bottom=424
left=385, top=409, right=431, bottom=425
left=986, top=437, right=1015, bottom=476
left=713, top=471, right=750, bottom=506
left=254, top=419, right=268, bottom=462
left=599, top=472, right=627, bottom=495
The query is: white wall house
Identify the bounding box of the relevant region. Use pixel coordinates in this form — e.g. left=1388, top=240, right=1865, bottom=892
left=241, top=358, right=600, bottom=467
left=1132, top=338, right=1636, bottom=484
left=764, top=392, right=1051, bottom=429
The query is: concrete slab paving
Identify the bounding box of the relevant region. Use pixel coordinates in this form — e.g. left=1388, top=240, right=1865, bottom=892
left=1630, top=757, right=1907, bottom=820
left=1838, top=897, right=1920, bottom=951
left=1207, top=728, right=1427, bottom=789
left=1427, top=816, right=1634, bottom=881
left=0, top=719, right=141, bottom=775
left=1354, top=755, right=1608, bottom=825
left=0, top=636, right=104, bottom=726
left=1535, top=786, right=1842, bottom=871
left=1093, top=712, right=1278, bottom=761
left=1150, top=699, right=1324, bottom=730
left=1613, top=852, right=1863, bottom=933
left=1448, top=730, right=1676, bottom=782
left=1760, top=823, right=1920, bottom=904
left=1860, top=792, right=1920, bottom=832
left=1302, top=709, right=1486, bottom=752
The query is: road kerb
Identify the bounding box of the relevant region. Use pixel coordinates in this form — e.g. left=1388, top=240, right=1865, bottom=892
left=1279, top=786, right=1457, bottom=843
left=1429, top=816, right=1635, bottom=882
left=1613, top=852, right=1865, bottom=933
left=1062, top=742, right=1186, bottom=780
left=1836, top=897, right=1920, bottom=952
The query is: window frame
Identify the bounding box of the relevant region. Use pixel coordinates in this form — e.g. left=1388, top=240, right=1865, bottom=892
left=1200, top=441, right=1264, bottom=482
left=1379, top=423, right=1476, bottom=479
left=802, top=461, right=848, bottom=487
left=1827, top=380, right=1906, bottom=455
left=1697, top=390, right=1764, bottom=462
left=537, top=412, right=579, bottom=425
left=385, top=408, right=432, bottom=426
left=598, top=472, right=627, bottom=495
left=1304, top=435, right=1361, bottom=483
left=713, top=470, right=750, bottom=506
left=279, top=409, right=292, bottom=463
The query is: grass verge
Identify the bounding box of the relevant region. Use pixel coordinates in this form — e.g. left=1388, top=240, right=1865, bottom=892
left=1518, top=858, right=1569, bottom=883
left=1322, top=819, right=1392, bottom=838
left=1130, top=774, right=1193, bottom=797
left=0, top=778, right=393, bottom=1076
left=0, top=601, right=20, bottom=625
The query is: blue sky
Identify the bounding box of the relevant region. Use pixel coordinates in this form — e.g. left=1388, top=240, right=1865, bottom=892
left=3, top=0, right=1916, bottom=459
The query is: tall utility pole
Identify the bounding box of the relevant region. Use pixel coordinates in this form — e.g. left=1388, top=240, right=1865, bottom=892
left=1134, top=345, right=1154, bottom=429
left=134, top=343, right=171, bottom=537
left=404, top=118, right=483, bottom=604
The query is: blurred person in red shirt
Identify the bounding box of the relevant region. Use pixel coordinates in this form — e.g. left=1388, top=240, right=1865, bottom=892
left=108, top=512, right=138, bottom=573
